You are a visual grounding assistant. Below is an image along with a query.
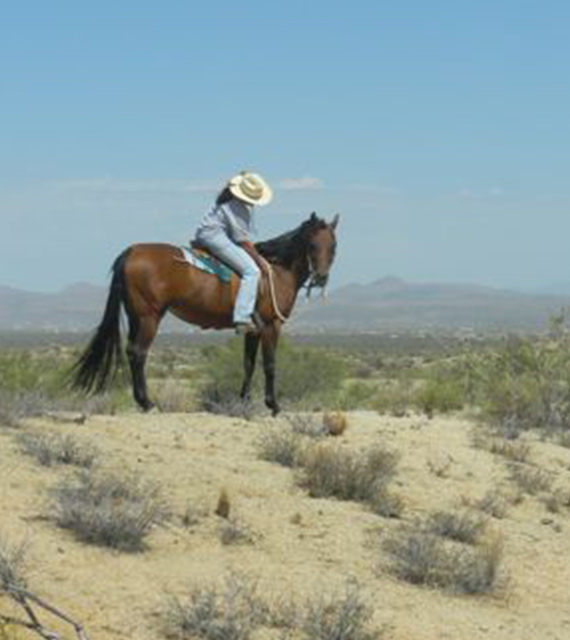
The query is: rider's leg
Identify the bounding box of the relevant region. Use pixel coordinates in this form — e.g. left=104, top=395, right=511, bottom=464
left=198, top=232, right=260, bottom=324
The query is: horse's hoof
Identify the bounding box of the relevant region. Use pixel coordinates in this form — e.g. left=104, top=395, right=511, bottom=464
left=140, top=401, right=156, bottom=413
left=267, top=403, right=281, bottom=417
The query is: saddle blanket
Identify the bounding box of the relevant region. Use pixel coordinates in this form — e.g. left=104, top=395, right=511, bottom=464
left=180, top=246, right=234, bottom=283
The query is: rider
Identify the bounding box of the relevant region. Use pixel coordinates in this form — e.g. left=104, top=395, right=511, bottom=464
left=194, top=171, right=273, bottom=335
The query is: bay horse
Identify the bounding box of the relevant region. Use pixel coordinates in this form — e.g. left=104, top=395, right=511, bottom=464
left=72, top=212, right=339, bottom=415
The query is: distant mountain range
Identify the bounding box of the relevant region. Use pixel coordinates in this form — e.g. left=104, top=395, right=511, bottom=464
left=292, top=277, right=570, bottom=332
left=1, top=277, right=569, bottom=334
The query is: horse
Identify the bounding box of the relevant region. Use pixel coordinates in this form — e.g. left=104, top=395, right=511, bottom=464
left=72, top=212, right=339, bottom=415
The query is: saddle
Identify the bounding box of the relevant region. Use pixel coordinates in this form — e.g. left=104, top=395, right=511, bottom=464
left=179, top=242, right=234, bottom=283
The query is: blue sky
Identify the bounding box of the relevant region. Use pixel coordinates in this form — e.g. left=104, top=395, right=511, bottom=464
left=1, top=1, right=569, bottom=291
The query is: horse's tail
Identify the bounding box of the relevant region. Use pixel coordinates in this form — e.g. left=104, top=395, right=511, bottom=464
left=72, top=249, right=131, bottom=394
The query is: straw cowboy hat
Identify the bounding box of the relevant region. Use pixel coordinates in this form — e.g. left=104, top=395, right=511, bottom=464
left=228, top=171, right=273, bottom=206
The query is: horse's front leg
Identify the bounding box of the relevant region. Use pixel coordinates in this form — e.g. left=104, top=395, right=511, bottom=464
left=240, top=333, right=260, bottom=402
left=261, top=322, right=281, bottom=416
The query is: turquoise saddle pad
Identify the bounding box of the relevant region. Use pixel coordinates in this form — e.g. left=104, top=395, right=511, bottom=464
left=180, top=246, right=234, bottom=283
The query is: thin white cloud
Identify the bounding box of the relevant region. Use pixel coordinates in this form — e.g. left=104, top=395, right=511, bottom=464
left=279, top=176, right=325, bottom=191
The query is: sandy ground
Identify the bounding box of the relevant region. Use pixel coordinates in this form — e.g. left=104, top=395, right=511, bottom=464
left=2, top=410, right=570, bottom=640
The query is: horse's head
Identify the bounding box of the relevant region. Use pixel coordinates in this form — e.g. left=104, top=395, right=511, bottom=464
left=304, top=212, right=339, bottom=289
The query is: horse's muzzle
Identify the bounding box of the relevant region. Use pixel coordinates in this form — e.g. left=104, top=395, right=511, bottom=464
left=312, top=273, right=329, bottom=288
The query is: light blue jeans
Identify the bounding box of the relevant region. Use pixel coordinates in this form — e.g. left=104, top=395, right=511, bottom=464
left=196, top=231, right=260, bottom=324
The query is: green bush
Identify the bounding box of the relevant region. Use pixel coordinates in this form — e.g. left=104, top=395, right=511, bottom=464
left=198, top=338, right=346, bottom=411
left=466, top=333, right=570, bottom=436
left=414, top=377, right=464, bottom=417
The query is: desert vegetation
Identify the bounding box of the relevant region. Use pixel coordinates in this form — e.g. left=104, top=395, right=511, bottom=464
left=52, top=469, right=167, bottom=551
left=1, top=325, right=570, bottom=639
left=0, top=535, right=89, bottom=639
left=164, top=574, right=382, bottom=640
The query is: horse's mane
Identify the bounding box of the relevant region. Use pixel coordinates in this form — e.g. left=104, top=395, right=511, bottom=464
left=256, top=214, right=326, bottom=267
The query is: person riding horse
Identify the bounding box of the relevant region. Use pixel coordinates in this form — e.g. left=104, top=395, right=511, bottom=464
left=194, top=171, right=273, bottom=335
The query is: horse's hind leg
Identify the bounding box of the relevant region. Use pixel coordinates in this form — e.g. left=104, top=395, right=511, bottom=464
left=126, top=314, right=159, bottom=411
left=240, top=333, right=260, bottom=402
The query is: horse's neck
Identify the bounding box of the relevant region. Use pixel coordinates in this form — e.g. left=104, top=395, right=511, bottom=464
left=270, top=255, right=309, bottom=316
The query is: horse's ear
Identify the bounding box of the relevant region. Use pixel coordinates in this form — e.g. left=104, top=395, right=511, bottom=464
left=309, top=211, right=317, bottom=223
left=330, top=213, right=340, bottom=230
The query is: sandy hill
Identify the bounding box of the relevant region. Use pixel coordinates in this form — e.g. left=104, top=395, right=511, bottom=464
left=2, top=411, right=570, bottom=639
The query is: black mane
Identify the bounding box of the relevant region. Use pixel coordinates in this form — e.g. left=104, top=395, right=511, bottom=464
left=255, top=214, right=326, bottom=267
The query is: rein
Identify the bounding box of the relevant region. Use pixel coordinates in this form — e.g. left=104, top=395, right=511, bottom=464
left=259, top=256, right=288, bottom=323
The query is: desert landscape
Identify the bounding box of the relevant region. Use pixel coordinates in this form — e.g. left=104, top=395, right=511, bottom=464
left=2, top=330, right=570, bottom=640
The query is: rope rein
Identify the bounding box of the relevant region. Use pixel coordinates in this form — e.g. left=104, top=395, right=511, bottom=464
left=259, top=256, right=288, bottom=323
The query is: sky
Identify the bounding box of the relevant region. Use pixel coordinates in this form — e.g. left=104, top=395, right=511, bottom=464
left=1, top=1, right=569, bottom=292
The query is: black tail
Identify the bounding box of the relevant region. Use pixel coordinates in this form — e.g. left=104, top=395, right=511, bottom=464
left=72, top=250, right=131, bottom=394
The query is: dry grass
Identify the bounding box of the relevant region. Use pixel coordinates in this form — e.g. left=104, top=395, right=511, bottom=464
left=285, top=413, right=328, bottom=438
left=424, top=510, right=487, bottom=545
left=472, top=490, right=510, bottom=519
left=299, top=580, right=382, bottom=640
left=383, top=528, right=503, bottom=594
left=508, top=464, right=552, bottom=496
left=257, top=429, right=307, bottom=468
left=0, top=535, right=88, bottom=639
left=298, top=445, right=402, bottom=517
left=153, top=380, right=195, bottom=413
left=472, top=431, right=531, bottom=463
left=17, top=431, right=97, bottom=468
left=164, top=575, right=382, bottom=640
left=52, top=470, right=167, bottom=552
left=164, top=575, right=264, bottom=640
left=218, top=520, right=258, bottom=546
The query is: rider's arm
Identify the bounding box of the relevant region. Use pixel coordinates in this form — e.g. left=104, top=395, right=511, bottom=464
left=240, top=241, right=270, bottom=274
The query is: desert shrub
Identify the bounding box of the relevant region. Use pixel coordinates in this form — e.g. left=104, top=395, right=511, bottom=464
left=300, top=580, right=382, bottom=640
left=52, top=470, right=166, bottom=551
left=218, top=520, right=257, bottom=546
left=0, top=537, right=26, bottom=593
left=0, top=535, right=89, bottom=640
left=424, top=510, right=486, bottom=544
left=0, top=389, right=51, bottom=428
left=473, top=490, right=509, bottom=519
left=153, top=380, right=195, bottom=413
left=488, top=438, right=531, bottom=463
left=557, top=431, right=570, bottom=448
left=17, top=432, right=97, bottom=468
left=336, top=381, right=379, bottom=411
left=372, top=379, right=415, bottom=417
left=472, top=432, right=531, bottom=463
left=165, top=575, right=265, bottom=640
left=414, top=377, right=464, bottom=417
left=198, top=338, right=346, bottom=412
left=508, top=464, right=552, bottom=495
left=258, top=429, right=308, bottom=468
left=165, top=576, right=383, bottom=640
left=383, top=529, right=502, bottom=594
left=181, top=504, right=204, bottom=529
left=298, top=445, right=402, bottom=516
left=467, top=332, right=570, bottom=436
left=285, top=413, right=328, bottom=438
left=0, top=350, right=131, bottom=421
